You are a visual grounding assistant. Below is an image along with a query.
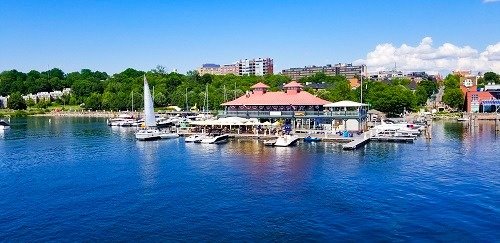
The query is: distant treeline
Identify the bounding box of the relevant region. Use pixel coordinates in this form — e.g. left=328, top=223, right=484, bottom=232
left=0, top=66, right=462, bottom=116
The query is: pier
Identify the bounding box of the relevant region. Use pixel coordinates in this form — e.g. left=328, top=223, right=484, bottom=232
left=342, top=137, right=370, bottom=150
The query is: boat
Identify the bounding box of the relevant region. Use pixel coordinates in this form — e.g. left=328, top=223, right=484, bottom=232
left=0, top=120, right=10, bottom=130
left=457, top=117, right=468, bottom=122
left=303, top=136, right=321, bottom=142
left=274, top=134, right=300, bottom=147
left=185, top=134, right=206, bottom=143
left=374, top=129, right=417, bottom=139
left=200, top=134, right=229, bottom=144
left=264, top=139, right=277, bottom=146
left=135, top=75, right=162, bottom=141
left=160, top=132, right=180, bottom=139
left=107, top=113, right=138, bottom=127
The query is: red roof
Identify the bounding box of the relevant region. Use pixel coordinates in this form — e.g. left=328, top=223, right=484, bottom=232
left=222, top=90, right=330, bottom=106
left=251, top=82, right=270, bottom=89
left=283, top=81, right=303, bottom=88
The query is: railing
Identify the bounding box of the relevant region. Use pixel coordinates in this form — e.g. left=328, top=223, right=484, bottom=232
left=219, top=110, right=365, bottom=118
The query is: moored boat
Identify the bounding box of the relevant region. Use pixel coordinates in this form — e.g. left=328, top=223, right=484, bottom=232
left=200, top=134, right=229, bottom=144
left=135, top=75, right=162, bottom=141
left=274, top=135, right=300, bottom=147
left=303, top=136, right=321, bottom=142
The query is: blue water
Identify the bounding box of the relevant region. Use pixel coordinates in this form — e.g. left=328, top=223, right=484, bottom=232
left=0, top=117, right=499, bottom=241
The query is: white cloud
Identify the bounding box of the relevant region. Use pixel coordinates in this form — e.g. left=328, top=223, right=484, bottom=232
left=354, top=37, right=500, bottom=74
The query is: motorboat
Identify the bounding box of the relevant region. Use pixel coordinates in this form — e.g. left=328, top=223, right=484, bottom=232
left=303, top=136, right=321, bottom=142
left=107, top=113, right=138, bottom=127
left=374, top=129, right=417, bottom=139
left=160, top=132, right=180, bottom=139
left=200, top=134, right=229, bottom=144
left=263, top=139, right=277, bottom=146
left=135, top=76, right=162, bottom=141
left=185, top=134, right=206, bottom=143
left=274, top=135, right=300, bottom=147
left=457, top=117, right=468, bottom=122
left=0, top=120, right=10, bottom=130
left=135, top=128, right=162, bottom=141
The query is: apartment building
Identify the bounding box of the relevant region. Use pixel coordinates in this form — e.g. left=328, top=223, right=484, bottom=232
left=197, top=58, right=273, bottom=76
left=282, top=63, right=366, bottom=81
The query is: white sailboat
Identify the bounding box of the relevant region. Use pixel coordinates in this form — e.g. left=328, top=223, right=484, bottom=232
left=135, top=75, right=162, bottom=141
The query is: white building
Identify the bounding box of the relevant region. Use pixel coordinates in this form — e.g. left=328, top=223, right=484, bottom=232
left=0, top=96, right=8, bottom=108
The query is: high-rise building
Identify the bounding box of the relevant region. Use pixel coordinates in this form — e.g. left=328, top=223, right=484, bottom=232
left=237, top=58, right=273, bottom=76
left=197, top=58, right=273, bottom=76
left=282, top=63, right=366, bottom=81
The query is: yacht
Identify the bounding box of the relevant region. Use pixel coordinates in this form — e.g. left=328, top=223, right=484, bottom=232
left=185, top=134, right=206, bottom=143
left=107, top=114, right=138, bottom=127
left=0, top=120, right=10, bottom=130
left=200, top=134, right=229, bottom=144
left=273, top=134, right=300, bottom=147
left=135, top=76, right=162, bottom=141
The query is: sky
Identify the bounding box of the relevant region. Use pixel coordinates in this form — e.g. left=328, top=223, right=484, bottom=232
left=0, top=0, right=499, bottom=75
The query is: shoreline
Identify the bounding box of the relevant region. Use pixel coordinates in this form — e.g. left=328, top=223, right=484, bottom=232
left=32, top=111, right=134, bottom=118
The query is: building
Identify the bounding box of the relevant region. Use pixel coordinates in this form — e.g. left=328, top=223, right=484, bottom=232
left=464, top=84, right=500, bottom=113
left=282, top=63, right=367, bottom=81
left=219, top=81, right=368, bottom=131
left=369, top=70, right=404, bottom=81
left=197, top=64, right=221, bottom=75
left=238, top=58, right=273, bottom=76
left=0, top=96, right=7, bottom=108
left=197, top=58, right=273, bottom=76
left=21, top=88, right=72, bottom=103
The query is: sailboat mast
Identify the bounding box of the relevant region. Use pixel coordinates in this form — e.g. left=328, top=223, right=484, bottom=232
left=185, top=87, right=188, bottom=111
left=131, top=91, right=134, bottom=112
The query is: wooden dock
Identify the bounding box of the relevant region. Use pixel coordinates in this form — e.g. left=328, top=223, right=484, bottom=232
left=342, top=137, right=370, bottom=150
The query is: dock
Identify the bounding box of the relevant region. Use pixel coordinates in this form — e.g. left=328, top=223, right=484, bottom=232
left=342, top=137, right=370, bottom=150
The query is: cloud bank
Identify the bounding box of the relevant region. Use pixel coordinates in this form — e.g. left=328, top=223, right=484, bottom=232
left=354, top=37, right=500, bottom=74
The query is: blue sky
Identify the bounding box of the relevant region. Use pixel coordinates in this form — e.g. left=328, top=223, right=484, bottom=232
left=0, top=0, right=499, bottom=74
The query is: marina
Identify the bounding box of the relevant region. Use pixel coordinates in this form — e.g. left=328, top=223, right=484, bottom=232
left=0, top=117, right=498, bottom=241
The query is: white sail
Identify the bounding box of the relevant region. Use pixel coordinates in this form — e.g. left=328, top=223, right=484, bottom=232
left=143, top=75, right=156, bottom=127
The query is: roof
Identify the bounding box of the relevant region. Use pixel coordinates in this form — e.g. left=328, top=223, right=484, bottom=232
left=222, top=90, right=330, bottom=106
left=324, top=100, right=368, bottom=107
left=251, top=82, right=270, bottom=89
left=283, top=81, right=304, bottom=88
left=481, top=99, right=500, bottom=105
left=202, top=63, right=220, bottom=68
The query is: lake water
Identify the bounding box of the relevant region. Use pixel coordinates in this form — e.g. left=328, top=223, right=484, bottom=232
left=0, top=117, right=499, bottom=241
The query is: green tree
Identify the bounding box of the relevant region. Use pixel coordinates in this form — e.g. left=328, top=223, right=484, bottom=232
left=84, top=93, right=102, bottom=110
left=7, top=92, right=27, bottom=110
left=483, top=72, right=499, bottom=84
left=444, top=74, right=460, bottom=88
left=415, top=86, right=428, bottom=106
left=443, top=88, right=464, bottom=110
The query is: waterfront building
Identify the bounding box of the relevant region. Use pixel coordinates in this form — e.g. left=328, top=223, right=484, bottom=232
left=219, top=81, right=368, bottom=131
left=20, top=88, right=72, bottom=103
left=197, top=58, right=273, bottom=76
left=282, top=63, right=367, bottom=81
left=464, top=84, right=500, bottom=113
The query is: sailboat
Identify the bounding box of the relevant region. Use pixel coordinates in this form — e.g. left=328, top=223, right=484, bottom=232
left=135, top=75, right=162, bottom=141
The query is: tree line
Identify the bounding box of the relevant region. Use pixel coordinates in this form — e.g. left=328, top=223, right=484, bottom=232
left=0, top=66, right=453, bottom=116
